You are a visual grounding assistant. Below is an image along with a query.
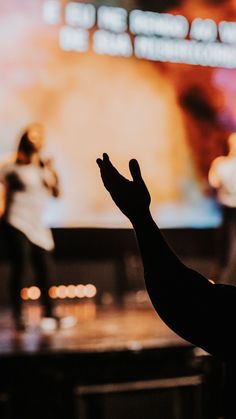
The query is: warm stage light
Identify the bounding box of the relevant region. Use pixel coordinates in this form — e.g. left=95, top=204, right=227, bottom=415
left=22, top=283, right=97, bottom=301
left=84, top=284, right=97, bottom=298
left=48, top=286, right=58, bottom=299
left=136, top=290, right=148, bottom=303
left=76, top=284, right=85, bottom=298
left=21, top=287, right=29, bottom=301
left=57, top=285, right=67, bottom=299
left=28, top=286, right=41, bottom=300
left=208, top=279, right=215, bottom=284
left=67, top=284, right=77, bottom=299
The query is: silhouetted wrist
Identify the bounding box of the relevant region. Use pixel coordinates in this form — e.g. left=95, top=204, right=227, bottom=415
left=129, top=208, right=153, bottom=227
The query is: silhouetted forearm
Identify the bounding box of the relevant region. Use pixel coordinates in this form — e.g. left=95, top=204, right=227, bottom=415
left=131, top=211, right=234, bottom=358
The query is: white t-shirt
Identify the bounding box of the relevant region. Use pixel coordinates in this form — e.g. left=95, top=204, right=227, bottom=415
left=0, top=162, right=55, bottom=251
left=209, top=156, right=236, bottom=207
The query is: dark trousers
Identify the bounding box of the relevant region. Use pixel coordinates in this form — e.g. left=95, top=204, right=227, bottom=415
left=2, top=221, right=53, bottom=319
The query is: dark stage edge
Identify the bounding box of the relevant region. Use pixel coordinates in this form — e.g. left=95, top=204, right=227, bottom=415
left=0, top=303, right=221, bottom=419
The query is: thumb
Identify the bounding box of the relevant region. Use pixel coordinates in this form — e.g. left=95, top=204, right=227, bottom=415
left=129, top=159, right=143, bottom=182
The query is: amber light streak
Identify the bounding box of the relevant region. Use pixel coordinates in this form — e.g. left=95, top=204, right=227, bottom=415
left=21, top=286, right=41, bottom=301
left=21, top=284, right=97, bottom=301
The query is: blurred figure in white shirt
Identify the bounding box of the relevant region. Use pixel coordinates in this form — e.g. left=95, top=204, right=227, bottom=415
left=0, top=124, right=60, bottom=330
left=209, top=133, right=236, bottom=285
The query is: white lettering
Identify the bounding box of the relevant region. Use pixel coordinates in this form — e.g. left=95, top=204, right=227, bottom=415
left=97, top=6, right=128, bottom=33
left=93, top=30, right=133, bottom=57
left=43, top=0, right=61, bottom=25
left=190, top=18, right=218, bottom=42
left=65, top=2, right=96, bottom=29
left=59, top=26, right=89, bottom=52
left=134, top=36, right=236, bottom=68
left=219, top=21, right=236, bottom=44
left=129, top=10, right=189, bottom=38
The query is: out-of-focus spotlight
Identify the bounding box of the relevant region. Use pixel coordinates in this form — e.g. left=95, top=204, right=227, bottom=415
left=57, top=285, right=67, bottom=299
left=101, top=292, right=113, bottom=305
left=47, top=283, right=97, bottom=299
left=136, top=290, right=148, bottom=303
left=49, top=286, right=58, bottom=299
left=84, top=284, right=97, bottom=298
left=28, top=286, right=41, bottom=300
left=67, top=285, right=77, bottom=299
left=76, top=284, right=85, bottom=298
left=21, top=287, right=29, bottom=301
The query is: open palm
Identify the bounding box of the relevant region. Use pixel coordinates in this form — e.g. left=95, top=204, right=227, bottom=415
left=96, top=153, right=151, bottom=222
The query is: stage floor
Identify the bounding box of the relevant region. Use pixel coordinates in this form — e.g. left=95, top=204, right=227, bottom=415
left=0, top=301, right=193, bottom=356
left=0, top=302, right=216, bottom=419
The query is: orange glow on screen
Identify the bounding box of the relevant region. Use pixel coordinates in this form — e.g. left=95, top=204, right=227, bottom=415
left=1, top=0, right=236, bottom=228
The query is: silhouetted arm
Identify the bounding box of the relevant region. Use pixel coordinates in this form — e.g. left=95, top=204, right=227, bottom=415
left=97, top=154, right=235, bottom=359
left=131, top=211, right=231, bottom=357
left=42, top=159, right=60, bottom=198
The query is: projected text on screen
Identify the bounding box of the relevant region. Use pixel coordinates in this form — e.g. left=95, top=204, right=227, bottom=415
left=43, top=0, right=236, bottom=68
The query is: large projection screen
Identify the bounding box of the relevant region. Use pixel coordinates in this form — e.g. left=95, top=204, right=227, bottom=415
left=1, top=0, right=236, bottom=228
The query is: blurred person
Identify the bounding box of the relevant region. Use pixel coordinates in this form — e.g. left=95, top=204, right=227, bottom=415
left=0, top=124, right=60, bottom=331
left=208, top=133, right=236, bottom=284
left=97, top=153, right=236, bottom=419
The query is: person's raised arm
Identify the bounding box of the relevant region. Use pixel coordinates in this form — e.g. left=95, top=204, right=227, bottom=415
left=42, top=159, right=60, bottom=198
left=97, top=153, right=236, bottom=359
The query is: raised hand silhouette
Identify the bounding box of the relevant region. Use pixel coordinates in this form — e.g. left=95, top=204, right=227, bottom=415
left=96, top=151, right=236, bottom=418
left=96, top=153, right=151, bottom=222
